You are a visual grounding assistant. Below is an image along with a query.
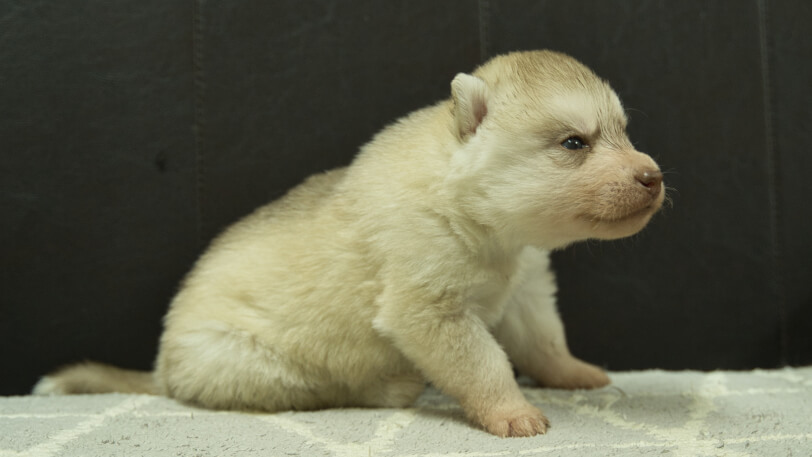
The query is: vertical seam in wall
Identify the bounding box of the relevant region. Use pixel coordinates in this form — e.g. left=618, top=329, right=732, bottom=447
left=756, top=0, right=787, bottom=366
left=192, top=0, right=206, bottom=249
left=478, top=0, right=491, bottom=62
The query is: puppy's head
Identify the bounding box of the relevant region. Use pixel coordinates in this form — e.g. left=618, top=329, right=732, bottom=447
left=448, top=50, right=665, bottom=248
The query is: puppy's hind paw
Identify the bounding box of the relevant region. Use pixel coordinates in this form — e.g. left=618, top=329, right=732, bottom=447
left=535, top=357, right=611, bottom=390
left=482, top=404, right=550, bottom=437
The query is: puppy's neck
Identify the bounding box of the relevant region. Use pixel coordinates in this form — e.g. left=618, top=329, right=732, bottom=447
left=441, top=207, right=524, bottom=262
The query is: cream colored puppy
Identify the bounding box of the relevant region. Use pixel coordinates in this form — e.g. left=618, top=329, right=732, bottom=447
left=34, top=50, right=665, bottom=437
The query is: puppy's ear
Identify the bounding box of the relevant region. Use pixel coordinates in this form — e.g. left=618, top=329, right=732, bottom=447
left=451, top=73, right=489, bottom=141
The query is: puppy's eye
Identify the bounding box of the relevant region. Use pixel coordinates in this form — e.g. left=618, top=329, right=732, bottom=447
left=561, top=136, right=588, bottom=150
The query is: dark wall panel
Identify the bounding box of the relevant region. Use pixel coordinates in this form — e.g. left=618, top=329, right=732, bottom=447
left=770, top=0, right=812, bottom=366
left=485, top=0, right=781, bottom=369
left=0, top=1, right=198, bottom=394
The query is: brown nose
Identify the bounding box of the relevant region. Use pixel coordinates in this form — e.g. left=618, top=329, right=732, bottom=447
left=636, top=169, right=663, bottom=196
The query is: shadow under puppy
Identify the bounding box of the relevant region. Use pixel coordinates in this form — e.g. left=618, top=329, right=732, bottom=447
left=35, top=50, right=665, bottom=437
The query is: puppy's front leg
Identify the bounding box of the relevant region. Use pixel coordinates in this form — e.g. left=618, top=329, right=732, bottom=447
left=496, top=248, right=610, bottom=389
left=374, top=300, right=548, bottom=437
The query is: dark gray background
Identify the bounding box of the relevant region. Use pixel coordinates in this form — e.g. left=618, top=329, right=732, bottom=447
left=2, top=1, right=810, bottom=395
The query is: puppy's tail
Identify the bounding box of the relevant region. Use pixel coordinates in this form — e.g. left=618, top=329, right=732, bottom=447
left=32, top=361, right=159, bottom=395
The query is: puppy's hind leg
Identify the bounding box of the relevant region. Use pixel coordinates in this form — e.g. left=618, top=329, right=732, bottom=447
left=156, top=321, right=345, bottom=412
left=496, top=248, right=610, bottom=390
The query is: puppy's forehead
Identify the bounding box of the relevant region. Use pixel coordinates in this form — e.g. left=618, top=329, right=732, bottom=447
left=475, top=51, right=628, bottom=135
left=541, top=87, right=627, bottom=133
left=545, top=91, right=601, bottom=133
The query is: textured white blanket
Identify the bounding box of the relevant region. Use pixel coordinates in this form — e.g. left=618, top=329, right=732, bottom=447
left=2, top=368, right=811, bottom=456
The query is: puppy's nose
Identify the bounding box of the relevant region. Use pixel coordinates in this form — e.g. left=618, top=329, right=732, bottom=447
left=636, top=169, right=663, bottom=196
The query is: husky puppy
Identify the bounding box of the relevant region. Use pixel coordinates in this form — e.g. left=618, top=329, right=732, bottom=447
left=34, top=50, right=664, bottom=437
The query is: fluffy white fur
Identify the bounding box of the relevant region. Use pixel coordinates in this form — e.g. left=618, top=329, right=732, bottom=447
left=34, top=50, right=665, bottom=437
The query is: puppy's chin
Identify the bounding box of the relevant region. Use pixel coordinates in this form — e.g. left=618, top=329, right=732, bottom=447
left=583, top=199, right=663, bottom=240
left=588, top=211, right=655, bottom=240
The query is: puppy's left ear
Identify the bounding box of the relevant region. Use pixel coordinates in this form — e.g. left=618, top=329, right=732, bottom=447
left=451, top=73, right=489, bottom=142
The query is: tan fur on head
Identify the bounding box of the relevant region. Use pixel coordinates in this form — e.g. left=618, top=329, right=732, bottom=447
left=35, top=50, right=663, bottom=438
left=447, top=50, right=664, bottom=248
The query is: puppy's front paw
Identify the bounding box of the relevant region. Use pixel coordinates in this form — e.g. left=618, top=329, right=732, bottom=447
left=481, top=404, right=550, bottom=437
